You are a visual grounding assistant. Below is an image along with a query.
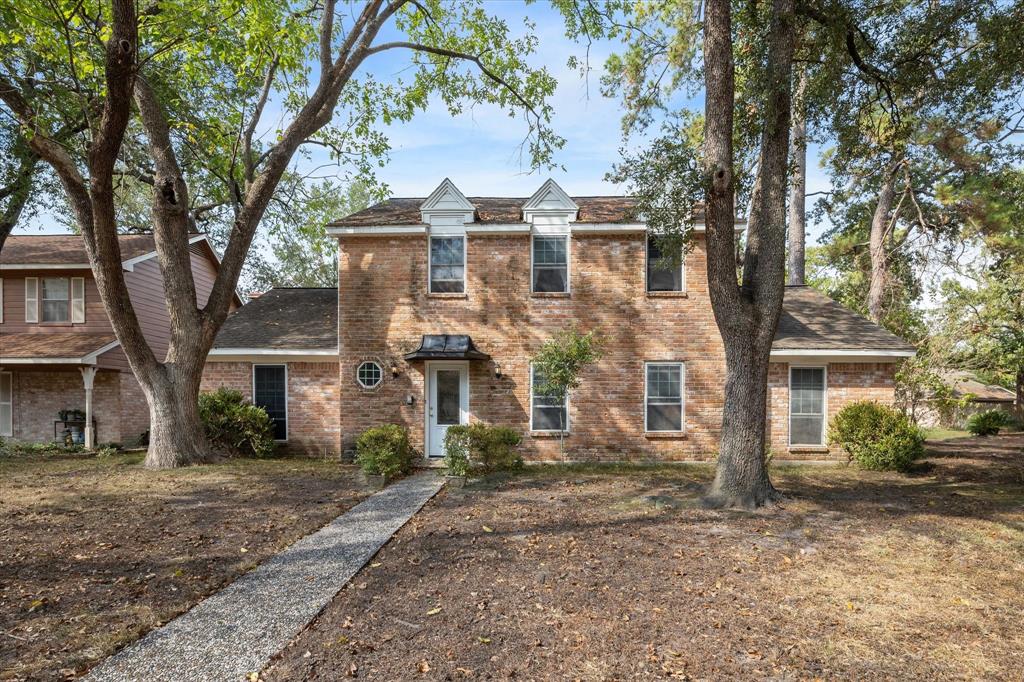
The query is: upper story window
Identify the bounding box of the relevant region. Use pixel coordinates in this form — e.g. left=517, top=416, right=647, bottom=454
left=532, top=235, right=569, bottom=293
left=790, top=367, right=826, bottom=446
left=646, top=235, right=683, bottom=292
left=429, top=236, right=465, bottom=294
left=645, top=362, right=684, bottom=432
left=25, top=277, right=85, bottom=324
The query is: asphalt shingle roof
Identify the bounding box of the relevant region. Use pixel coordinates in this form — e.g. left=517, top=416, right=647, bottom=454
left=775, top=286, right=916, bottom=352
left=213, top=288, right=337, bottom=350
left=0, top=234, right=177, bottom=265
left=0, top=332, right=117, bottom=359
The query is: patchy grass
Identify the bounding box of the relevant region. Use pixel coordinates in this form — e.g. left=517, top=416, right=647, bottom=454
left=0, top=452, right=369, bottom=681
left=264, top=434, right=1024, bottom=681
left=923, top=426, right=971, bottom=441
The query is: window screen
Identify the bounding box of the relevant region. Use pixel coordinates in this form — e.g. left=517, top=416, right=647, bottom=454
left=430, top=236, right=465, bottom=293
left=531, top=366, right=568, bottom=431
left=790, top=367, right=825, bottom=445
left=646, top=235, right=683, bottom=292
left=254, top=365, right=287, bottom=440
left=41, top=277, right=69, bottom=322
left=646, top=363, right=683, bottom=431
left=532, top=236, right=568, bottom=293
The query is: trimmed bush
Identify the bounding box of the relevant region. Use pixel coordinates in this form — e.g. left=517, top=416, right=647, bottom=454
left=967, top=409, right=1009, bottom=436
left=829, top=400, right=924, bottom=472
left=355, top=424, right=415, bottom=480
left=198, top=388, right=275, bottom=458
left=443, top=423, right=523, bottom=475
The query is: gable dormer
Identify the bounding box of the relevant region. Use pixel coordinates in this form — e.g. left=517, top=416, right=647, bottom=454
left=522, top=179, right=578, bottom=230
left=420, top=178, right=475, bottom=232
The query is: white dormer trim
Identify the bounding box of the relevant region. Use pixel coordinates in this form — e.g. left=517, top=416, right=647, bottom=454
left=523, top=179, right=579, bottom=230
left=420, top=178, right=475, bottom=232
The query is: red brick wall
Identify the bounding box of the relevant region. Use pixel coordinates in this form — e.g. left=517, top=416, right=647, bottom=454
left=767, top=362, right=898, bottom=459
left=200, top=361, right=340, bottom=457
left=119, top=372, right=150, bottom=446
left=7, top=369, right=124, bottom=444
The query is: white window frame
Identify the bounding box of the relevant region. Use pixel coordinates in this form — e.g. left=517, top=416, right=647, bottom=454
left=788, top=365, right=828, bottom=447
left=645, top=234, right=685, bottom=293
left=529, top=363, right=570, bottom=433
left=24, top=277, right=38, bottom=323
left=71, top=277, right=85, bottom=323
left=428, top=235, right=467, bottom=294
left=530, top=234, right=571, bottom=294
left=40, top=276, right=70, bottom=323
left=252, top=364, right=289, bottom=442
left=356, top=360, right=383, bottom=389
left=0, top=371, right=12, bottom=437
left=644, top=362, right=686, bottom=433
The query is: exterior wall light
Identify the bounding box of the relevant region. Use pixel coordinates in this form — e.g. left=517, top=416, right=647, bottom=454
left=494, top=362, right=502, bottom=379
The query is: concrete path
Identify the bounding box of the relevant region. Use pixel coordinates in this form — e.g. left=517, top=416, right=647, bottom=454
left=85, top=472, right=444, bottom=682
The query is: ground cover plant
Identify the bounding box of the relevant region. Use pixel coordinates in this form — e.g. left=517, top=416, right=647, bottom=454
left=264, top=434, right=1024, bottom=681
left=0, top=452, right=368, bottom=680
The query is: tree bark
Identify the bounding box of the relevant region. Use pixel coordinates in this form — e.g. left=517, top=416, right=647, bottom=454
left=143, top=364, right=210, bottom=468
left=787, top=67, right=807, bottom=285
left=702, top=0, right=795, bottom=509
left=867, top=168, right=897, bottom=323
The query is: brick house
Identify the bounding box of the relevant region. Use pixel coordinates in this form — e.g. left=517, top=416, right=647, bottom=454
left=202, top=178, right=914, bottom=462
left=0, top=233, right=239, bottom=447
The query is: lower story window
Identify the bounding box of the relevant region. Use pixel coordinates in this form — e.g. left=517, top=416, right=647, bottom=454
left=254, top=365, right=287, bottom=441
left=645, top=362, right=684, bottom=431
left=530, top=365, right=568, bottom=432
left=790, top=366, right=826, bottom=446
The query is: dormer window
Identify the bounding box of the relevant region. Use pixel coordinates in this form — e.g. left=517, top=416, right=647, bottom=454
left=429, top=236, right=466, bottom=294
left=532, top=235, right=569, bottom=293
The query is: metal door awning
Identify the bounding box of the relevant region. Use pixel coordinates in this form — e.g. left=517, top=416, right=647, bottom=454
left=403, top=335, right=491, bottom=361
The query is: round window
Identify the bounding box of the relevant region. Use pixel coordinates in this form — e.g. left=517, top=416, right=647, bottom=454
left=356, top=361, right=383, bottom=389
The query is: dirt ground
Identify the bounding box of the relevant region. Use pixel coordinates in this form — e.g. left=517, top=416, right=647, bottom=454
left=0, top=452, right=368, bottom=681
left=264, top=434, right=1024, bottom=681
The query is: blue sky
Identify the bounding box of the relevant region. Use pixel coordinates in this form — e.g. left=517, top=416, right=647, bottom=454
left=20, top=0, right=833, bottom=243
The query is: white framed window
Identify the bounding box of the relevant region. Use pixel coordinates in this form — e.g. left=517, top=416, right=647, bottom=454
left=789, top=366, right=827, bottom=446
left=645, top=362, right=684, bottom=432
left=0, top=371, right=12, bottom=437
left=646, top=235, right=684, bottom=292
left=531, top=235, right=569, bottom=293
left=530, top=364, right=569, bottom=432
left=356, top=361, right=383, bottom=389
left=253, top=364, right=288, bottom=441
left=41, top=277, right=70, bottom=322
left=24, top=277, right=38, bottom=323
left=429, top=236, right=466, bottom=293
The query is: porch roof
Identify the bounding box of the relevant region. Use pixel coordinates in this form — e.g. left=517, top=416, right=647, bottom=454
left=403, top=335, right=491, bottom=361
left=0, top=332, right=119, bottom=364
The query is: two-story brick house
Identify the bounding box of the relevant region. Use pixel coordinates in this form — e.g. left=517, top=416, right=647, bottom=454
left=0, top=233, right=238, bottom=447
left=202, top=178, right=914, bottom=462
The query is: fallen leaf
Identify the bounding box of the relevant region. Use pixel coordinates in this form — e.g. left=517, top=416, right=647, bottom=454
left=418, top=659, right=431, bottom=673
left=482, top=525, right=494, bottom=533
left=426, top=607, right=442, bottom=616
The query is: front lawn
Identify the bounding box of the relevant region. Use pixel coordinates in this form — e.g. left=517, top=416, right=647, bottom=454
left=0, top=452, right=368, bottom=681
left=264, top=434, right=1024, bottom=680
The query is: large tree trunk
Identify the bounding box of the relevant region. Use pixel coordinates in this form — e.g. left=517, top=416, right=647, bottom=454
left=143, top=365, right=211, bottom=468
left=867, top=169, right=897, bottom=323
left=702, top=0, right=795, bottom=509
left=787, top=68, right=807, bottom=285
left=1016, top=368, right=1024, bottom=420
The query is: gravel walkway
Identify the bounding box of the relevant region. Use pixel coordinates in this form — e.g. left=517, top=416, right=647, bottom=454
left=84, top=471, right=444, bottom=682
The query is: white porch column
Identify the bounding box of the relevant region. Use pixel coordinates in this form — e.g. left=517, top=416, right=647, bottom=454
left=80, top=366, right=97, bottom=449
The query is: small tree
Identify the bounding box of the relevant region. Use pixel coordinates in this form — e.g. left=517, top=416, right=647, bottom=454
left=530, top=328, right=602, bottom=457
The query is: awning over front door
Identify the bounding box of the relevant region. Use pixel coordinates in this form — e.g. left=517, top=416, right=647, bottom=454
left=403, top=335, right=491, bottom=361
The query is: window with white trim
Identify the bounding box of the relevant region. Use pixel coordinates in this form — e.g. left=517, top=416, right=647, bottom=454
left=530, top=364, right=568, bottom=432
left=789, top=367, right=826, bottom=445
left=532, top=235, right=568, bottom=293
left=356, top=361, right=383, bottom=389
left=646, top=235, right=683, bottom=292
left=429, top=236, right=465, bottom=293
left=253, top=365, right=287, bottom=441
left=645, top=362, right=684, bottom=431
left=41, top=277, right=70, bottom=322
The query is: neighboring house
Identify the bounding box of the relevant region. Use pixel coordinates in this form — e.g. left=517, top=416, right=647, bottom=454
left=917, top=370, right=1019, bottom=428
left=204, top=178, right=915, bottom=462
left=0, top=233, right=238, bottom=447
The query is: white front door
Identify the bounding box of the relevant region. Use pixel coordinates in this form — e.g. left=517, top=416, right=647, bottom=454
left=426, top=362, right=469, bottom=458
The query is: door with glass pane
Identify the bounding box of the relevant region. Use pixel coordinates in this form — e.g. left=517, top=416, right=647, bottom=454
left=426, top=362, right=468, bottom=457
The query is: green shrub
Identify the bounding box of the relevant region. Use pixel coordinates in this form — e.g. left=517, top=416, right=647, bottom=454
left=443, top=423, right=523, bottom=475
left=828, top=400, right=924, bottom=472
left=355, top=424, right=415, bottom=480
left=967, top=409, right=1009, bottom=436
left=198, top=388, right=275, bottom=458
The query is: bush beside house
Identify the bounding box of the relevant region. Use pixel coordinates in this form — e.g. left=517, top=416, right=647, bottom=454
left=355, top=424, right=416, bottom=480
left=443, top=423, right=523, bottom=477
left=829, top=401, right=925, bottom=472
left=967, top=409, right=1010, bottom=436
left=198, top=388, right=276, bottom=458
